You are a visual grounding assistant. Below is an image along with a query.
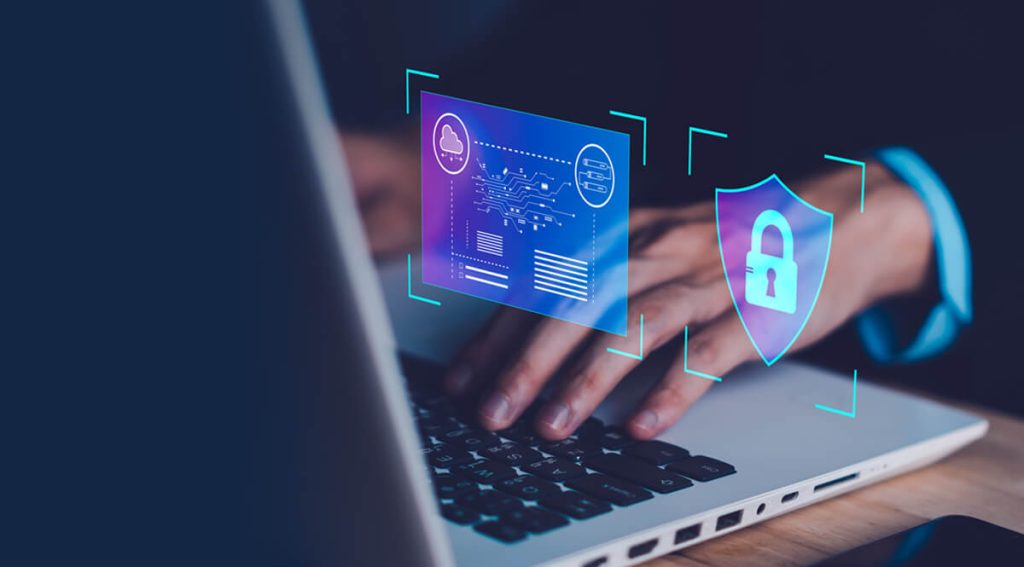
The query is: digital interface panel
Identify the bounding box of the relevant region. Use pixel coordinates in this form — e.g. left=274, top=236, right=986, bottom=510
left=421, top=92, right=630, bottom=335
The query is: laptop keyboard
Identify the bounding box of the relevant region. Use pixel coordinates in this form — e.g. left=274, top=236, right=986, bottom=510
left=407, top=377, right=736, bottom=544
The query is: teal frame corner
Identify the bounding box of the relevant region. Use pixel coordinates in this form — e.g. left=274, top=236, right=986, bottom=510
left=407, top=253, right=441, bottom=306
left=815, top=369, right=858, bottom=418
left=688, top=126, right=728, bottom=176
left=607, top=313, right=644, bottom=360
left=405, top=68, right=440, bottom=115
left=682, top=325, right=723, bottom=382
left=608, top=110, right=647, bottom=166
left=823, top=154, right=866, bottom=213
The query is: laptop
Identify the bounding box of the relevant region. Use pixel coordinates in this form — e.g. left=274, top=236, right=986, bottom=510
left=264, top=1, right=988, bottom=565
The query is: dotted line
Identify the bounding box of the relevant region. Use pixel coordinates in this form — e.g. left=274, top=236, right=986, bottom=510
left=451, top=252, right=509, bottom=270
left=591, top=211, right=596, bottom=300
left=449, top=179, right=454, bottom=279
left=474, top=140, right=572, bottom=165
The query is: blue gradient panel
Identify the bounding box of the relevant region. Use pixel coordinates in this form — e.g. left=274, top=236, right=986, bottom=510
left=421, top=92, right=629, bottom=335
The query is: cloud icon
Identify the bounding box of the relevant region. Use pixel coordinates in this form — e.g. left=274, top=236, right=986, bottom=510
left=439, top=123, right=464, bottom=155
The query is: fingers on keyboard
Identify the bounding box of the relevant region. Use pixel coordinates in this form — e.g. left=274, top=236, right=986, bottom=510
left=413, top=384, right=736, bottom=544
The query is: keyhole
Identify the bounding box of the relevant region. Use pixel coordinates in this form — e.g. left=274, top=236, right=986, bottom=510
left=766, top=269, right=777, bottom=298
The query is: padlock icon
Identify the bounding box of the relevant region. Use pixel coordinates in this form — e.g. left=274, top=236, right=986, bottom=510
left=745, top=209, right=798, bottom=314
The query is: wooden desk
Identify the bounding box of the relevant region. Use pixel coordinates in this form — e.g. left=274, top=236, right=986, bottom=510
left=645, top=401, right=1024, bottom=567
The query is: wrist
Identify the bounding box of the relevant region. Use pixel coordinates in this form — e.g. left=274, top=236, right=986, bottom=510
left=848, top=174, right=934, bottom=305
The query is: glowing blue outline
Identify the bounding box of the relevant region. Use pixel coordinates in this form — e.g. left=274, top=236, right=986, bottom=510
left=405, top=68, right=439, bottom=115
left=688, top=126, right=728, bottom=176
left=682, top=326, right=722, bottom=382
left=715, top=174, right=834, bottom=367
left=606, top=313, right=643, bottom=360
left=608, top=110, right=647, bottom=166
left=407, top=254, right=441, bottom=306
left=823, top=154, right=866, bottom=213
left=815, top=369, right=857, bottom=418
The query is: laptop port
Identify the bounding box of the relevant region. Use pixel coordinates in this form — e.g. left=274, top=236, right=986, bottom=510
left=813, top=472, right=859, bottom=493
left=627, top=538, right=658, bottom=558
left=674, top=523, right=701, bottom=544
left=716, top=510, right=743, bottom=531
left=781, top=491, right=798, bottom=503
left=581, top=557, right=607, bottom=567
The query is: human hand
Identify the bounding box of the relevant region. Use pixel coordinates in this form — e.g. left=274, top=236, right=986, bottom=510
left=444, top=164, right=933, bottom=440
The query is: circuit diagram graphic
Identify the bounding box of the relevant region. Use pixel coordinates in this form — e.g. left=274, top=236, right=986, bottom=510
left=472, top=161, right=575, bottom=234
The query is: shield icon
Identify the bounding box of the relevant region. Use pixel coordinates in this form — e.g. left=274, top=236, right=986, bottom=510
left=716, top=174, right=833, bottom=366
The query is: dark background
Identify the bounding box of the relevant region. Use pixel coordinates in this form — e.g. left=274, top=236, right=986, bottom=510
left=5, top=1, right=1021, bottom=564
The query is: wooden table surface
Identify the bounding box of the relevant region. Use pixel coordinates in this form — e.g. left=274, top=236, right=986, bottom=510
left=643, top=399, right=1024, bottom=567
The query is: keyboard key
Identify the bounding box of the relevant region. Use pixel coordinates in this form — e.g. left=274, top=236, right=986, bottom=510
left=666, top=455, right=736, bottom=482
left=419, top=394, right=457, bottom=412
left=442, top=428, right=501, bottom=450
left=565, top=474, right=653, bottom=506
left=540, top=437, right=602, bottom=461
left=414, top=401, right=457, bottom=420
left=522, top=456, right=586, bottom=482
left=454, top=459, right=517, bottom=484
left=458, top=490, right=525, bottom=516
left=538, top=490, right=612, bottom=519
left=416, top=428, right=432, bottom=446
left=412, top=405, right=432, bottom=420
left=415, top=399, right=458, bottom=420
left=423, top=444, right=474, bottom=468
left=441, top=504, right=480, bottom=525
left=433, top=473, right=478, bottom=499
left=622, top=440, right=690, bottom=465
left=499, top=422, right=542, bottom=446
left=496, top=475, right=562, bottom=500
left=595, top=426, right=635, bottom=450
left=474, top=520, right=527, bottom=543
left=501, top=507, right=570, bottom=534
left=584, top=453, right=692, bottom=494
left=481, top=442, right=543, bottom=466
left=574, top=417, right=605, bottom=439
left=418, top=413, right=463, bottom=432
